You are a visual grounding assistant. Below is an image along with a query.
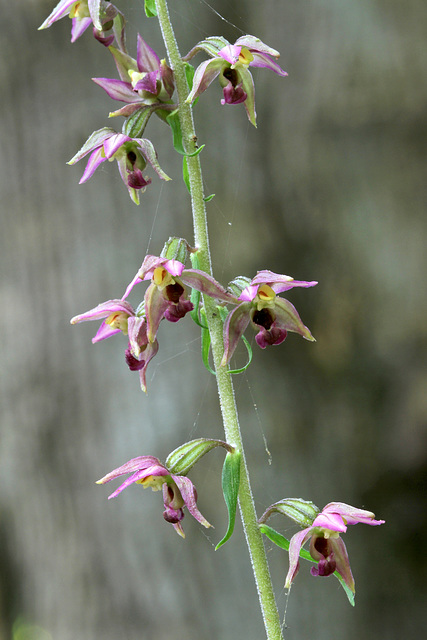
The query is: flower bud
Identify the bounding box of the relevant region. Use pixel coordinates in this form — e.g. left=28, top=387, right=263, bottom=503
left=160, top=237, right=192, bottom=264
left=227, top=276, right=251, bottom=298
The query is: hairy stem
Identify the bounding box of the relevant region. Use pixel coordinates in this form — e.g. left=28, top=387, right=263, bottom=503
left=154, top=1, right=284, bottom=638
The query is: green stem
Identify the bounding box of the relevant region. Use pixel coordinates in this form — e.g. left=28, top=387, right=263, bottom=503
left=154, top=1, right=284, bottom=638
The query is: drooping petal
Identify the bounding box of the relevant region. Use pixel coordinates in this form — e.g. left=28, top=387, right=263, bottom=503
left=249, top=52, right=288, bottom=76
left=180, top=269, right=238, bottom=303
left=38, top=0, right=77, bottom=29
left=96, top=455, right=165, bottom=484
left=106, top=464, right=168, bottom=498
left=273, top=297, right=315, bottom=341
left=326, top=536, right=355, bottom=592
left=71, top=16, right=92, bottom=41
left=186, top=58, right=224, bottom=103
left=92, top=77, right=142, bottom=102
left=172, top=475, right=212, bottom=528
left=238, top=66, right=256, bottom=126
left=144, top=283, right=169, bottom=342
left=221, top=302, right=252, bottom=365
left=78, top=147, right=105, bottom=183
left=133, top=138, right=171, bottom=181
left=285, top=526, right=313, bottom=589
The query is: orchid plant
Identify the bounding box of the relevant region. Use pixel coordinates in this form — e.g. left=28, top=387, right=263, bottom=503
left=40, top=0, right=384, bottom=638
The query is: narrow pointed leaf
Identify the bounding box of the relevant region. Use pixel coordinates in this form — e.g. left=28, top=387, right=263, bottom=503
left=182, top=156, right=191, bottom=193
left=216, top=450, right=241, bottom=549
left=166, top=110, right=186, bottom=155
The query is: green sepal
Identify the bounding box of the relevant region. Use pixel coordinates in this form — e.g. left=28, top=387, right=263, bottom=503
left=259, top=498, right=320, bottom=528
left=259, top=524, right=355, bottom=606
left=216, top=449, right=241, bottom=550
left=144, top=0, right=157, bottom=17
left=122, top=106, right=155, bottom=138
left=182, top=156, right=191, bottom=193
left=166, top=438, right=234, bottom=476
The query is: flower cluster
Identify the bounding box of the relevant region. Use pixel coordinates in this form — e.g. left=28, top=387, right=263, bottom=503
left=71, top=249, right=235, bottom=391
left=71, top=239, right=317, bottom=390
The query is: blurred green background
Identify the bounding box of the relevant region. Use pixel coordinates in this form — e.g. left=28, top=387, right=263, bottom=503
left=1, top=0, right=426, bottom=638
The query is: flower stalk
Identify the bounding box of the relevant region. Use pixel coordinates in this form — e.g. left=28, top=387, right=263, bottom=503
left=154, top=0, right=284, bottom=637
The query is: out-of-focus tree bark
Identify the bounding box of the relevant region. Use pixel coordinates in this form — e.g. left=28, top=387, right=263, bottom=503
left=1, top=1, right=426, bottom=638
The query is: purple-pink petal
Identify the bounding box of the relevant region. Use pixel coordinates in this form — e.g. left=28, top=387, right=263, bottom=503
left=312, top=511, right=347, bottom=533
left=79, top=147, right=105, bottom=183
left=139, top=255, right=186, bottom=280
left=322, top=502, right=385, bottom=526
left=137, top=34, right=161, bottom=72
left=239, top=284, right=259, bottom=302
left=285, top=526, right=313, bottom=588
left=145, top=283, right=169, bottom=342
left=181, top=269, right=238, bottom=303
left=107, top=464, right=169, bottom=499
left=218, top=44, right=241, bottom=65
left=71, top=299, right=135, bottom=325
left=133, top=71, right=159, bottom=95
left=103, top=133, right=130, bottom=158
left=39, top=0, right=76, bottom=29
left=172, top=475, right=212, bottom=528
left=221, top=302, right=252, bottom=365
left=71, top=16, right=92, bottom=42
left=249, top=52, right=288, bottom=77
left=97, top=455, right=164, bottom=484
left=186, top=58, right=224, bottom=103
left=92, top=77, right=142, bottom=103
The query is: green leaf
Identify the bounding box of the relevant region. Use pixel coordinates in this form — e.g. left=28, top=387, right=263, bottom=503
left=166, top=110, right=186, bottom=155
left=182, top=156, right=191, bottom=194
left=144, top=0, right=157, bottom=17
left=204, top=193, right=216, bottom=202
left=216, top=450, right=241, bottom=549
left=201, top=320, right=216, bottom=375
left=259, top=524, right=355, bottom=606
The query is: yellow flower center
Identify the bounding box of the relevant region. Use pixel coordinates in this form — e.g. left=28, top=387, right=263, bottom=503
left=153, top=266, right=175, bottom=289
left=136, top=475, right=166, bottom=491
left=69, top=1, right=90, bottom=19
left=238, top=47, right=254, bottom=66
left=105, top=312, right=129, bottom=334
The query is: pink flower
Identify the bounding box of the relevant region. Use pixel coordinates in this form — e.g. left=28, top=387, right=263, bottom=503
left=96, top=455, right=212, bottom=538
left=284, top=502, right=385, bottom=592
left=222, top=270, right=317, bottom=365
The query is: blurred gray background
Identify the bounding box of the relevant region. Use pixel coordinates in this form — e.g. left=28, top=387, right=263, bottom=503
left=1, top=0, right=426, bottom=638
